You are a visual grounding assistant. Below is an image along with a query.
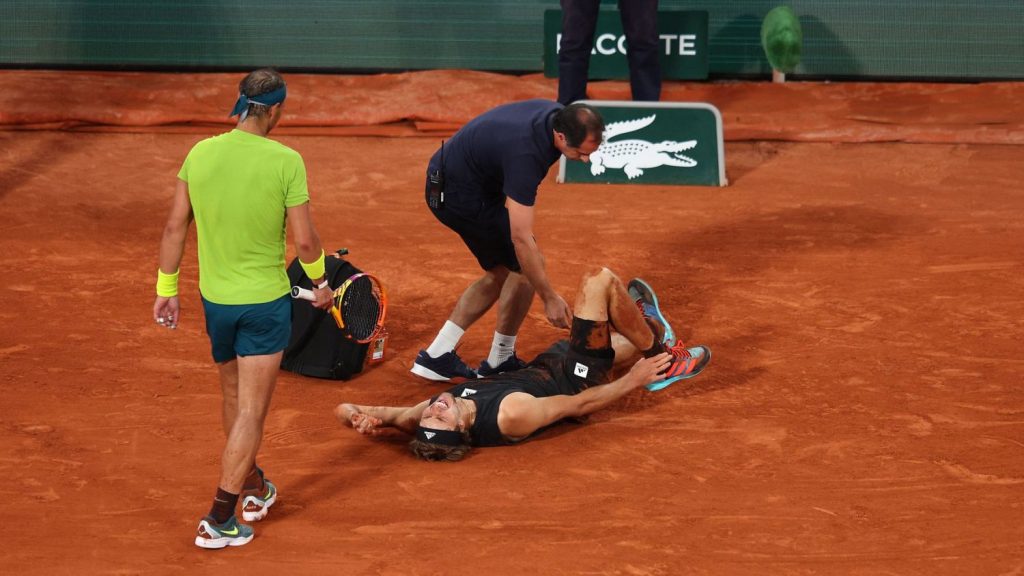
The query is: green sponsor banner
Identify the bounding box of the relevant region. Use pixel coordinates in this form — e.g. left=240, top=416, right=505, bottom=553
left=543, top=10, right=709, bottom=80
left=559, top=101, right=727, bottom=187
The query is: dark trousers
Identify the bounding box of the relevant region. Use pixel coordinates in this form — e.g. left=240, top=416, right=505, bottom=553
left=557, top=0, right=661, bottom=105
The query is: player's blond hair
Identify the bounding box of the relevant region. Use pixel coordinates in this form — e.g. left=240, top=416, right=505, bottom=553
left=408, top=435, right=472, bottom=462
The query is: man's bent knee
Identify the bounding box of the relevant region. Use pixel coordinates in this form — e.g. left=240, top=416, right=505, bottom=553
left=481, top=266, right=511, bottom=288
left=580, top=266, right=616, bottom=290
left=573, top=267, right=618, bottom=321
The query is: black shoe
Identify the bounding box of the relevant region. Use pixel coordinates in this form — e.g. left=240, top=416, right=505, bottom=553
left=477, top=354, right=528, bottom=377
left=410, top=349, right=479, bottom=381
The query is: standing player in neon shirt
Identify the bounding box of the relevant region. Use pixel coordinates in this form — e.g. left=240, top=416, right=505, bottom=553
left=152, top=68, right=332, bottom=548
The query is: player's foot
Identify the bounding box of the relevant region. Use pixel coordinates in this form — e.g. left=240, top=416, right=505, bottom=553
left=194, top=515, right=253, bottom=549
left=477, top=354, right=528, bottom=377
left=647, top=342, right=711, bottom=392
left=411, top=349, right=479, bottom=381
left=628, top=278, right=675, bottom=344
left=241, top=479, right=277, bottom=522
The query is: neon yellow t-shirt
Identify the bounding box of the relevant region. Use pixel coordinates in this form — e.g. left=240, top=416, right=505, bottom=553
left=178, top=129, right=309, bottom=305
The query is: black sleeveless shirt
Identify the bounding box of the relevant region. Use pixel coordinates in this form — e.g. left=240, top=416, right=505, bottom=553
left=444, top=348, right=600, bottom=447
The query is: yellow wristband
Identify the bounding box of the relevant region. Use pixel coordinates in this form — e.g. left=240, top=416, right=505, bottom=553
left=299, top=249, right=326, bottom=281
left=156, top=268, right=179, bottom=297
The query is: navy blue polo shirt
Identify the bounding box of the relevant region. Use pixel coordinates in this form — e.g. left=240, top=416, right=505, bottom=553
left=430, top=99, right=563, bottom=208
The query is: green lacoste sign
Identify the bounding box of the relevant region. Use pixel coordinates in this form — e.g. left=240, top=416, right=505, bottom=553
left=558, top=101, right=727, bottom=187
left=543, top=9, right=709, bottom=80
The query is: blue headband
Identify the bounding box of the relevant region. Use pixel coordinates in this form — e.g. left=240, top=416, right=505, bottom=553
left=229, top=84, right=287, bottom=120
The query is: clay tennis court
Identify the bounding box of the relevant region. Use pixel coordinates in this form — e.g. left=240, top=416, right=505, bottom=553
left=2, top=71, right=1023, bottom=574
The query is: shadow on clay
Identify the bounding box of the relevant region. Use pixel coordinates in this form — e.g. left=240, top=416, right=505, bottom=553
left=0, top=135, right=85, bottom=201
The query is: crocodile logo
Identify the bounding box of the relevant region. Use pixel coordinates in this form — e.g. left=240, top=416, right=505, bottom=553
left=589, top=114, right=697, bottom=180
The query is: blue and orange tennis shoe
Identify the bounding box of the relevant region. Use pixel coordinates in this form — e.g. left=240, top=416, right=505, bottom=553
left=628, top=278, right=676, bottom=344
left=194, top=515, right=253, bottom=549
left=411, top=349, right=479, bottom=381
left=648, top=341, right=711, bottom=392
left=627, top=278, right=710, bottom=391
left=241, top=479, right=277, bottom=522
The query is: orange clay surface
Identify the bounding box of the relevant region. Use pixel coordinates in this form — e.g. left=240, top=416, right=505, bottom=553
left=1, top=71, right=1023, bottom=575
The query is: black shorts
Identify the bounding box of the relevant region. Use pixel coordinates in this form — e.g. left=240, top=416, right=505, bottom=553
left=529, top=318, right=615, bottom=394
left=424, top=168, right=521, bottom=272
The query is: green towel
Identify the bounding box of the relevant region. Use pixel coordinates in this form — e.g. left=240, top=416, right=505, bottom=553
left=761, top=6, right=802, bottom=73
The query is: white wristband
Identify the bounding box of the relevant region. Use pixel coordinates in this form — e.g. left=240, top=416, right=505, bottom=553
left=315, top=279, right=329, bottom=290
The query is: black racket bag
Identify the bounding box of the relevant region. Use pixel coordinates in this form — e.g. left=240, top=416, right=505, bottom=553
left=280, top=249, right=369, bottom=380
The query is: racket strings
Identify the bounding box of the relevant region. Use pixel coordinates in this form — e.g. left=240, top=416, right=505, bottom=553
left=340, top=276, right=383, bottom=340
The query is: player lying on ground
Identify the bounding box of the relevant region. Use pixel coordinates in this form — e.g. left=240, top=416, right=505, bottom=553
left=335, top=266, right=711, bottom=461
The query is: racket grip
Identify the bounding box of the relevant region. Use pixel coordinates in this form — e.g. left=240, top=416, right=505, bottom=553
left=291, top=286, right=315, bottom=301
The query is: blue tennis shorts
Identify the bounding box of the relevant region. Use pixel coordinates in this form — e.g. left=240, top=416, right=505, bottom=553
left=201, top=294, right=292, bottom=363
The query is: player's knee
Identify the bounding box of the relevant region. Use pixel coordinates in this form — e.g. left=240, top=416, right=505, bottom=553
left=484, top=266, right=510, bottom=285
left=581, top=266, right=615, bottom=289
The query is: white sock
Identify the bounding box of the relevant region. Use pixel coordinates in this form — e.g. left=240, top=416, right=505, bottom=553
left=486, top=332, right=517, bottom=368
left=425, top=321, right=465, bottom=358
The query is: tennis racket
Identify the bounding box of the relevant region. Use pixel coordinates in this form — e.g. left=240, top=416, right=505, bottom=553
left=292, top=272, right=387, bottom=343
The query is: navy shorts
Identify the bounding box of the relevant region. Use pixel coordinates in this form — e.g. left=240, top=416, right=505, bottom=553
left=201, top=294, right=292, bottom=363
left=424, top=170, right=521, bottom=272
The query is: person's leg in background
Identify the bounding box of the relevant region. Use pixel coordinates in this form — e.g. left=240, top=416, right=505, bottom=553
left=218, top=359, right=240, bottom=437
left=218, top=352, right=279, bottom=497
left=619, top=0, right=662, bottom=101
left=558, top=0, right=602, bottom=105
left=195, top=352, right=280, bottom=549
left=218, top=359, right=267, bottom=505
left=418, top=197, right=540, bottom=381
left=412, top=266, right=511, bottom=381
left=196, top=298, right=289, bottom=549
left=480, top=271, right=534, bottom=374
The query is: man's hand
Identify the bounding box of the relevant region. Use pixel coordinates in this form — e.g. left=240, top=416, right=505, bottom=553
left=153, top=296, right=180, bottom=329
left=334, top=403, right=384, bottom=435
left=543, top=293, right=572, bottom=329
left=311, top=285, right=333, bottom=310
left=626, top=353, right=672, bottom=389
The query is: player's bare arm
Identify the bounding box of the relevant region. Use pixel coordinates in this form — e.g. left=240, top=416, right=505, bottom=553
left=335, top=401, right=429, bottom=435
left=497, top=353, right=672, bottom=439
left=153, top=178, right=194, bottom=328
left=286, top=202, right=332, bottom=310
left=506, top=197, right=571, bottom=328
